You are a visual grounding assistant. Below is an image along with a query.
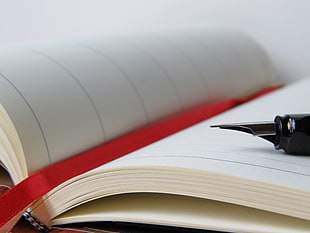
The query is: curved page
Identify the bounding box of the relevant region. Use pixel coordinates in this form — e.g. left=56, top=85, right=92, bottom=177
left=0, top=26, right=275, bottom=180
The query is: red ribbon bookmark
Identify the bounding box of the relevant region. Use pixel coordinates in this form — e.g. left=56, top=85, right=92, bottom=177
left=0, top=87, right=278, bottom=231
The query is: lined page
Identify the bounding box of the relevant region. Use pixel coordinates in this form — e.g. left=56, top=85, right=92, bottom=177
left=100, top=78, right=310, bottom=191
left=0, top=27, right=275, bottom=175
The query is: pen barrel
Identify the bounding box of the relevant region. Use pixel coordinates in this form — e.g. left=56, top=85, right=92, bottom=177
left=274, top=114, right=310, bottom=155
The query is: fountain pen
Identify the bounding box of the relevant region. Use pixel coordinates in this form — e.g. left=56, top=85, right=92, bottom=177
left=211, top=114, right=310, bottom=155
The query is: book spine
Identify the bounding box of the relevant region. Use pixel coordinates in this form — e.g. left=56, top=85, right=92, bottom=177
left=23, top=211, right=51, bottom=232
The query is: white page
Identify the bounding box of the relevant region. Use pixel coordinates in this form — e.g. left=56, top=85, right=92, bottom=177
left=99, top=77, right=310, bottom=191
left=0, top=27, right=275, bottom=175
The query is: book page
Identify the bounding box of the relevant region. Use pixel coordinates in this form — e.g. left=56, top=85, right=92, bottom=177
left=99, top=77, right=310, bottom=191
left=54, top=193, right=310, bottom=233
left=0, top=26, right=275, bottom=177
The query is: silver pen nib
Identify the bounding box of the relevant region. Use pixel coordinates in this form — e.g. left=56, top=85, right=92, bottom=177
left=211, top=122, right=276, bottom=144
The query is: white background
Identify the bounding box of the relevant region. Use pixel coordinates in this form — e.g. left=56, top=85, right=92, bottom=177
left=1, top=0, right=309, bottom=83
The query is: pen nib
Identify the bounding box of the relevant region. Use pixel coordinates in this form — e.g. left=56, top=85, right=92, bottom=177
left=211, top=122, right=276, bottom=144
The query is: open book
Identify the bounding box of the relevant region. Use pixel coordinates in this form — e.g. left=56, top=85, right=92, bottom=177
left=1, top=26, right=309, bottom=232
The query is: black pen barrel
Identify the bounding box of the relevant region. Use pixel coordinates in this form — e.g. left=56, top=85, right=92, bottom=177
left=274, top=114, right=310, bottom=155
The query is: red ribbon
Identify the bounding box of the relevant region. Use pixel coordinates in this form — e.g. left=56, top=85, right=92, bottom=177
left=0, top=87, right=278, bottom=229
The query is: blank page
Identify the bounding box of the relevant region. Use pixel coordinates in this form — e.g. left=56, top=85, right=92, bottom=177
left=101, top=77, right=310, bottom=191
left=0, top=27, right=275, bottom=175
